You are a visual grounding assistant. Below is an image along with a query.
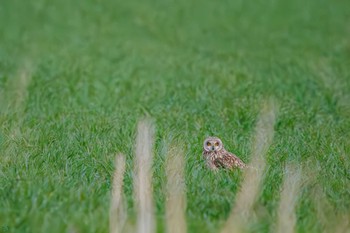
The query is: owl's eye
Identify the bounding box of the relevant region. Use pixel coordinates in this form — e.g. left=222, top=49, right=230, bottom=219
left=214, top=141, right=219, bottom=146
left=206, top=141, right=211, bottom=146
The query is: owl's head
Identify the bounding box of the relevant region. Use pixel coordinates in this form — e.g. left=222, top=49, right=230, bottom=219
left=203, top=137, right=223, bottom=152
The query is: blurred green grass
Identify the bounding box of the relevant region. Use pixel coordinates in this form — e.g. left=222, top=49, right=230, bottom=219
left=0, top=0, right=350, bottom=232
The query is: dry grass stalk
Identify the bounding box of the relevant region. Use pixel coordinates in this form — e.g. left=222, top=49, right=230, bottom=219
left=15, top=67, right=32, bottom=110
left=165, top=143, right=187, bottom=233
left=109, top=154, right=127, bottom=233
left=313, top=184, right=350, bottom=233
left=0, top=64, right=33, bottom=165
left=311, top=59, right=349, bottom=111
left=0, top=62, right=32, bottom=111
left=275, top=164, right=301, bottom=233
left=134, top=119, right=156, bottom=233
left=221, top=100, right=278, bottom=233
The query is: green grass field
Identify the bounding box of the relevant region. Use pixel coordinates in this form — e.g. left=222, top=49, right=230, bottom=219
left=1, top=0, right=350, bottom=232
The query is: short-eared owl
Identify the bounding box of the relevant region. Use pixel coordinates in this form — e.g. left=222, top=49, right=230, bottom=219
left=203, top=137, right=246, bottom=170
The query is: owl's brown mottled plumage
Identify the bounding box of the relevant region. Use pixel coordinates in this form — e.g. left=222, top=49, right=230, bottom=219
left=202, top=137, right=245, bottom=170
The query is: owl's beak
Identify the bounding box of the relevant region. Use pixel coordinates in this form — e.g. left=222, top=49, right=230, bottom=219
left=211, top=146, right=215, bottom=151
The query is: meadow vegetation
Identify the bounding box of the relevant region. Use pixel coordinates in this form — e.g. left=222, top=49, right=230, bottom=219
left=0, top=0, right=349, bottom=232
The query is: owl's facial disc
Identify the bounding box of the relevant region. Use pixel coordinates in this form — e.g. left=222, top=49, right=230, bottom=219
left=203, top=137, right=223, bottom=152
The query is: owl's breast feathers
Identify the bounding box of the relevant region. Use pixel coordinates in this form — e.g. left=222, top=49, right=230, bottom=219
left=203, top=149, right=246, bottom=169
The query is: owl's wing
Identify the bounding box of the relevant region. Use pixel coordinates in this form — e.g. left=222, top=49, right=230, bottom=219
left=216, top=152, right=246, bottom=169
